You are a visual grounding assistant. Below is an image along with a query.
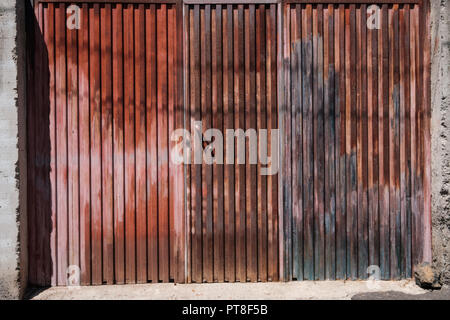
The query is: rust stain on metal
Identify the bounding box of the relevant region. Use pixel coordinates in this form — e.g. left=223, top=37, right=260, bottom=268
left=26, top=0, right=431, bottom=285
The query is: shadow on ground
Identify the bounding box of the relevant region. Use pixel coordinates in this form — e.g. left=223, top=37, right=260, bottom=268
left=352, top=286, right=450, bottom=300
left=23, top=286, right=50, bottom=300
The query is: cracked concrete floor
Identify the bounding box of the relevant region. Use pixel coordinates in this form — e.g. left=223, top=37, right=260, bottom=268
left=27, top=280, right=445, bottom=300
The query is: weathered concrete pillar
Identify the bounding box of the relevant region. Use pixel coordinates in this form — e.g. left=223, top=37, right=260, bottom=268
left=431, top=0, right=450, bottom=285
left=0, top=0, right=27, bottom=299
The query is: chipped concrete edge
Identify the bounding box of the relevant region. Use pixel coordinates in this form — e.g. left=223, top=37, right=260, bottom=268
left=431, top=0, right=450, bottom=285
left=0, top=0, right=28, bottom=300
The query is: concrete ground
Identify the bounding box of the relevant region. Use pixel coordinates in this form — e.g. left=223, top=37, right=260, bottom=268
left=352, top=285, right=450, bottom=300
left=26, top=280, right=450, bottom=300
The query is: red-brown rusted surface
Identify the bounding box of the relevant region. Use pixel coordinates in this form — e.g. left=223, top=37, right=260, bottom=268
left=27, top=0, right=431, bottom=286
left=281, top=2, right=431, bottom=280
left=27, top=1, right=184, bottom=286
left=185, top=3, right=279, bottom=283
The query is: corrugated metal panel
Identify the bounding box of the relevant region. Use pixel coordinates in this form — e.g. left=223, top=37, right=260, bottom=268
left=27, top=0, right=431, bottom=286
left=279, top=2, right=431, bottom=280
left=184, top=3, right=279, bottom=283
left=27, top=2, right=185, bottom=286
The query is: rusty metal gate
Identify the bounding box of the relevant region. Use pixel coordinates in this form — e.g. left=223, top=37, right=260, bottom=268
left=27, top=0, right=185, bottom=286
left=27, top=0, right=431, bottom=286
left=184, top=2, right=279, bottom=283
left=279, top=1, right=431, bottom=281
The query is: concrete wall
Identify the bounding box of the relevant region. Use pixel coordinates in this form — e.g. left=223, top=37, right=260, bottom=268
left=0, top=0, right=27, bottom=299
left=431, top=0, right=450, bottom=285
